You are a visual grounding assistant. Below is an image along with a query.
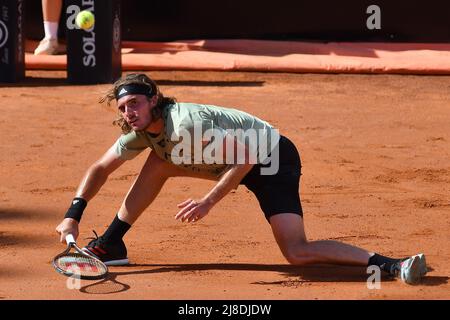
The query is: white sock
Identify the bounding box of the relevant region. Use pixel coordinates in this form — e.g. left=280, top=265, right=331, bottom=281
left=43, top=21, right=58, bottom=40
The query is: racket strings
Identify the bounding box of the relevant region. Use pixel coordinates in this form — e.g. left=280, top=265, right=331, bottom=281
left=55, top=253, right=107, bottom=277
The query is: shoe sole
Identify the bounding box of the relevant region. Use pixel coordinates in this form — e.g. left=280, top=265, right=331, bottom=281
left=417, top=253, right=427, bottom=276
left=82, top=248, right=129, bottom=266
left=401, top=255, right=422, bottom=285
left=104, top=259, right=129, bottom=266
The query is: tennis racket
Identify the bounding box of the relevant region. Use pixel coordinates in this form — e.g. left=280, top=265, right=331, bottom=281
left=52, top=234, right=108, bottom=280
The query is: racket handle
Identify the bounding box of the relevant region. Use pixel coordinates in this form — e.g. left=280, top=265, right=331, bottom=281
left=66, top=234, right=76, bottom=244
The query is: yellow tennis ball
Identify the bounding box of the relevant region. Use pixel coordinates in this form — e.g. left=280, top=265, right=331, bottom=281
left=76, top=10, right=95, bottom=30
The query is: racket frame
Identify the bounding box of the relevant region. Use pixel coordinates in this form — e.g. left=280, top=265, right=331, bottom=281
left=52, top=234, right=108, bottom=280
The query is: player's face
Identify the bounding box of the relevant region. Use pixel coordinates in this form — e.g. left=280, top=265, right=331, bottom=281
left=117, top=94, right=155, bottom=131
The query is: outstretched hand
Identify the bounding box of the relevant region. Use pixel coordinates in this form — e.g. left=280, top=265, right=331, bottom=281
left=175, top=198, right=213, bottom=223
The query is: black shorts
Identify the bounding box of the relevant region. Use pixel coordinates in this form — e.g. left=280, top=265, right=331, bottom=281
left=240, top=135, right=303, bottom=222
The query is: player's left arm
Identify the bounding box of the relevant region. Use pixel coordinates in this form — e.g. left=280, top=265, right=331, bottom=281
left=175, top=134, right=254, bottom=223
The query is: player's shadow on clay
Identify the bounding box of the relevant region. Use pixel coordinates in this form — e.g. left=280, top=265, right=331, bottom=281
left=79, top=273, right=130, bottom=295
left=0, top=208, right=55, bottom=222
left=1, top=77, right=264, bottom=88
left=79, top=263, right=448, bottom=294
left=0, top=76, right=70, bottom=88
left=0, top=208, right=57, bottom=247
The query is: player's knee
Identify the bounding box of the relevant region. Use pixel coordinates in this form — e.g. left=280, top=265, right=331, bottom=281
left=282, top=241, right=310, bottom=265
left=144, top=152, right=171, bottom=173
left=149, top=154, right=166, bottom=169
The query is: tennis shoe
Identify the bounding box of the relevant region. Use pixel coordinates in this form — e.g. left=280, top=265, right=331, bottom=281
left=34, top=38, right=66, bottom=55
left=82, top=231, right=129, bottom=266
left=393, top=253, right=426, bottom=284
left=417, top=253, right=428, bottom=276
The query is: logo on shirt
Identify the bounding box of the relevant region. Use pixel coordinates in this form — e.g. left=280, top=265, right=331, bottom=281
left=169, top=122, right=281, bottom=175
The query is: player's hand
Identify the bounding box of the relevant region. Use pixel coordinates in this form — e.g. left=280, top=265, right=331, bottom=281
left=175, top=198, right=213, bottom=223
left=55, top=218, right=79, bottom=243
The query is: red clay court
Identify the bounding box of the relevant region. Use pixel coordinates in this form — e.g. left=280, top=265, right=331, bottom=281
left=1, top=67, right=449, bottom=299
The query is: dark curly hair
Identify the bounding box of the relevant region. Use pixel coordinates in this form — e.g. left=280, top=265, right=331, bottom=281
left=100, top=73, right=176, bottom=134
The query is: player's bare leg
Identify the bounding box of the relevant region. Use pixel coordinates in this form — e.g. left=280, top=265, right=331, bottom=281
left=270, top=213, right=372, bottom=266
left=117, top=151, right=215, bottom=225
left=82, top=151, right=208, bottom=264
left=269, top=213, right=426, bottom=284
left=35, top=0, right=64, bottom=55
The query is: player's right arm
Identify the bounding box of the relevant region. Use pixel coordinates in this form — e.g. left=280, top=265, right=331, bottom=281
left=75, top=144, right=126, bottom=202
left=55, top=144, right=126, bottom=243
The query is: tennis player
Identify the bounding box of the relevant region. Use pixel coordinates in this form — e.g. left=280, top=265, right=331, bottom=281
left=56, top=73, right=426, bottom=284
